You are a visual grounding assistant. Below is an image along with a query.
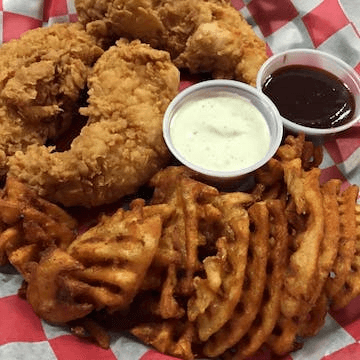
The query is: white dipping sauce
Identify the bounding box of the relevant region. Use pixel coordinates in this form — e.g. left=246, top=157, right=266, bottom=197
left=169, top=92, right=271, bottom=172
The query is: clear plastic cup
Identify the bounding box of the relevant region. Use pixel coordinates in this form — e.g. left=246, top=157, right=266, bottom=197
left=256, top=48, right=360, bottom=136
left=163, top=79, right=283, bottom=186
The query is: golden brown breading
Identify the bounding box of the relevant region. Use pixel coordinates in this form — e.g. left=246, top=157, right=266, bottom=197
left=8, top=39, right=180, bottom=207
left=0, top=22, right=103, bottom=175
left=75, top=0, right=267, bottom=85
left=0, top=22, right=103, bottom=124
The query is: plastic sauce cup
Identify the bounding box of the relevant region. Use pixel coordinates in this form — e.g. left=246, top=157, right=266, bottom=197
left=163, top=79, right=283, bottom=186
left=256, top=49, right=360, bottom=136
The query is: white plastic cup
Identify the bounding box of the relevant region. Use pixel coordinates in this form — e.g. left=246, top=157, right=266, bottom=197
left=256, top=49, right=360, bottom=136
left=163, top=79, right=283, bottom=185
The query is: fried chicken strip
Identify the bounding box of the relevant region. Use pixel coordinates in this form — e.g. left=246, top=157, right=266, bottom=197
left=75, top=0, right=267, bottom=85
left=8, top=39, right=180, bottom=207
left=0, top=22, right=103, bottom=175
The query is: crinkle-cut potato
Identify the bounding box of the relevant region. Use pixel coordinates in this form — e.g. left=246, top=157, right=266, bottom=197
left=281, top=160, right=324, bottom=319
left=0, top=177, right=77, bottom=280
left=148, top=166, right=255, bottom=334
left=149, top=166, right=222, bottom=298
left=203, top=201, right=269, bottom=356
left=326, top=185, right=359, bottom=309
left=24, top=198, right=173, bottom=324
left=131, top=320, right=195, bottom=360
left=275, top=132, right=323, bottom=169
left=227, top=200, right=290, bottom=360
left=266, top=174, right=359, bottom=355
left=334, top=202, right=360, bottom=308
left=26, top=247, right=95, bottom=324
left=297, top=179, right=342, bottom=337
left=188, top=193, right=252, bottom=342
left=156, top=264, right=186, bottom=320
left=5, top=133, right=360, bottom=360
left=298, top=292, right=328, bottom=338
left=70, top=317, right=111, bottom=349
left=65, top=199, right=174, bottom=313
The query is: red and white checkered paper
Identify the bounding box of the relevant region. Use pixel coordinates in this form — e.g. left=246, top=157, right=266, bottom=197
left=0, top=0, right=359, bottom=359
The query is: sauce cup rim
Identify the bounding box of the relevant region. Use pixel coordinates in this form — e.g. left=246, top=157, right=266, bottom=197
left=256, top=48, right=360, bottom=136
left=163, top=79, right=283, bottom=180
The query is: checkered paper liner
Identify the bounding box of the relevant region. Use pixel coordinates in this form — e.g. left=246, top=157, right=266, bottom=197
left=0, top=0, right=359, bottom=359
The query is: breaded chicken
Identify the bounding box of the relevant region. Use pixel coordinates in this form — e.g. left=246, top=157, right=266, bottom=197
left=0, top=22, right=103, bottom=175
left=75, top=0, right=267, bottom=85
left=8, top=39, right=180, bottom=207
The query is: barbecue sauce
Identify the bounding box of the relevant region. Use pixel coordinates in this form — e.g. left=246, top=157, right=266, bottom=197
left=262, top=65, right=355, bottom=129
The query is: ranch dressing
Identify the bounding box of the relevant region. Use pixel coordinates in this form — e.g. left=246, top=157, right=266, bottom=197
left=170, top=92, right=270, bottom=172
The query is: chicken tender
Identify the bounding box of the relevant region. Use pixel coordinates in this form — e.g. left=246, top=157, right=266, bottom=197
left=8, top=39, right=180, bottom=207
left=0, top=22, right=103, bottom=175
left=75, top=0, right=267, bottom=85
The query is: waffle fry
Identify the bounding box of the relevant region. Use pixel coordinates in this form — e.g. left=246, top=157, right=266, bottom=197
left=131, top=320, right=195, bottom=360
left=145, top=167, right=223, bottom=323
left=298, top=292, right=328, bottom=338
left=203, top=201, right=269, bottom=356
left=6, top=133, right=360, bottom=359
left=188, top=193, right=252, bottom=342
left=70, top=318, right=111, bottom=349
left=0, top=227, right=21, bottom=265
left=25, top=199, right=174, bottom=325
left=300, top=138, right=324, bottom=170
left=281, top=161, right=324, bottom=319
left=327, top=186, right=360, bottom=309
left=157, top=264, right=185, bottom=319
left=275, top=132, right=322, bottom=167
left=276, top=133, right=307, bottom=161
left=67, top=199, right=173, bottom=312
left=267, top=316, right=301, bottom=355
left=267, top=178, right=343, bottom=354
left=0, top=177, right=77, bottom=279
left=26, top=247, right=95, bottom=324
left=296, top=179, right=342, bottom=337
left=329, top=203, right=360, bottom=309
left=227, top=199, right=289, bottom=359
left=150, top=166, right=220, bottom=296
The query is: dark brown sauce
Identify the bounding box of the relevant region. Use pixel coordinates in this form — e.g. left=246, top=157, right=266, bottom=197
left=262, top=65, right=356, bottom=129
